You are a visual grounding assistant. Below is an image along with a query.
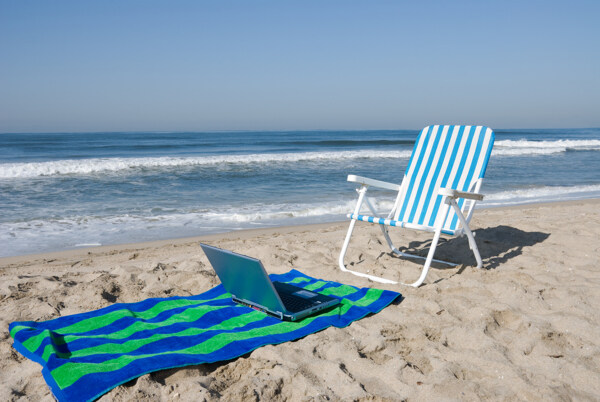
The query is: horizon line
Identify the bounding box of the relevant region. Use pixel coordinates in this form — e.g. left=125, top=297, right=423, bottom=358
left=1, top=126, right=599, bottom=135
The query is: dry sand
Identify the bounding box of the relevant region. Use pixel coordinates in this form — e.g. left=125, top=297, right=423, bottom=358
left=1, top=199, right=599, bottom=401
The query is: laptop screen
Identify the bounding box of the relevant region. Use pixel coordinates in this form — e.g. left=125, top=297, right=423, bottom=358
left=200, top=244, right=285, bottom=313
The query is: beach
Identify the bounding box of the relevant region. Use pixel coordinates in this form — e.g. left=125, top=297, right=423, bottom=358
left=2, top=198, right=599, bottom=401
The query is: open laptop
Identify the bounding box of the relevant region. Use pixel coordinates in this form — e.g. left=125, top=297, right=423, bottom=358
left=200, top=243, right=340, bottom=321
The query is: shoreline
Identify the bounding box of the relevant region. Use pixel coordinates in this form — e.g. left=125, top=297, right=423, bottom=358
left=2, top=197, right=599, bottom=266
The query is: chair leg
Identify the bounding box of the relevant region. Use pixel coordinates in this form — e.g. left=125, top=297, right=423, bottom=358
left=339, top=218, right=398, bottom=284
left=449, top=199, right=483, bottom=269
left=379, top=224, right=401, bottom=254
left=402, top=226, right=444, bottom=287
left=339, top=185, right=397, bottom=284
left=400, top=201, right=452, bottom=287
left=338, top=185, right=397, bottom=284
left=380, top=224, right=458, bottom=267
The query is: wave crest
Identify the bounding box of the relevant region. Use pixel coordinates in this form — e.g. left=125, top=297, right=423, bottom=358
left=484, top=184, right=600, bottom=206
left=0, top=150, right=413, bottom=179
left=493, top=139, right=600, bottom=156
left=2, top=138, right=599, bottom=179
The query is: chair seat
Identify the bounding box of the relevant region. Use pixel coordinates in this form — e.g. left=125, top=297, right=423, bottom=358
left=347, top=213, right=457, bottom=236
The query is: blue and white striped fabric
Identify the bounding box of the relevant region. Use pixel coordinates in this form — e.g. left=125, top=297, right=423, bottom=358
left=351, top=125, right=494, bottom=235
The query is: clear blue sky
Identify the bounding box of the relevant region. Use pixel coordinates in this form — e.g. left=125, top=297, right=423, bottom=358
left=1, top=1, right=599, bottom=132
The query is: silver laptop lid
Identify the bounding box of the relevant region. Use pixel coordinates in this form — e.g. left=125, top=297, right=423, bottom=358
left=200, top=243, right=286, bottom=313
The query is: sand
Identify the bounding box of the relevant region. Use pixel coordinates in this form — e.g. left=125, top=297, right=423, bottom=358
left=1, top=199, right=599, bottom=401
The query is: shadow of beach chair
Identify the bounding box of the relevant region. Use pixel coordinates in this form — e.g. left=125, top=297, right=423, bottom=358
left=339, top=125, right=495, bottom=287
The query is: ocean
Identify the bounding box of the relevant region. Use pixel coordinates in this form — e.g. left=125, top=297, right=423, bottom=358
left=1, top=128, right=599, bottom=258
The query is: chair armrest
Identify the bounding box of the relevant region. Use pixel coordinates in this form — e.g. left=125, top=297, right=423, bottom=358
left=347, top=175, right=401, bottom=191
left=438, top=188, right=484, bottom=201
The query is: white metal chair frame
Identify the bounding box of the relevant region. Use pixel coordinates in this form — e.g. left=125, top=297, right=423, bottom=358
left=338, top=130, right=490, bottom=288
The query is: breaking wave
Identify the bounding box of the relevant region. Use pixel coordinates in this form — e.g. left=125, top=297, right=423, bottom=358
left=484, top=184, right=600, bottom=206
left=2, top=139, right=599, bottom=179
left=0, top=150, right=412, bottom=179
left=493, top=139, right=600, bottom=156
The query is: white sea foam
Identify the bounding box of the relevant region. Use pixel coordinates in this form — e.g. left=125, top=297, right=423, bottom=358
left=2, top=139, right=599, bottom=179
left=2, top=185, right=599, bottom=257
left=0, top=150, right=413, bottom=179
left=0, top=200, right=360, bottom=257
left=493, top=139, right=600, bottom=156
left=484, top=184, right=600, bottom=207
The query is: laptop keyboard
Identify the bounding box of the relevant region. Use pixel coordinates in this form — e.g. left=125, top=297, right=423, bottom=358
left=279, top=292, right=315, bottom=313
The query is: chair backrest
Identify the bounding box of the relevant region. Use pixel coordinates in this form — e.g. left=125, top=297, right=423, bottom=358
left=393, top=125, right=495, bottom=234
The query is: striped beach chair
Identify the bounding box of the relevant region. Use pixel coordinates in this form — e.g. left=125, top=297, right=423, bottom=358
left=339, top=125, right=495, bottom=287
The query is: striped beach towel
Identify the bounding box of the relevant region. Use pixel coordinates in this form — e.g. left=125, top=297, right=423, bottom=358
left=10, top=269, right=401, bottom=402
